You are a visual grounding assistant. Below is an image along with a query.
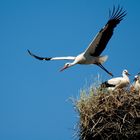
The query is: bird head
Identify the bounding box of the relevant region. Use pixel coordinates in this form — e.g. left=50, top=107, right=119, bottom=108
left=133, top=75, right=138, bottom=81
left=123, top=69, right=130, bottom=76
left=60, top=63, right=71, bottom=72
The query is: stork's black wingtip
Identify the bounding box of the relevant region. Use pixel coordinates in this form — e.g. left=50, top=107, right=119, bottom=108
left=109, top=5, right=127, bottom=21
left=27, top=49, right=30, bottom=53
left=110, top=73, right=114, bottom=77
left=27, top=49, right=32, bottom=55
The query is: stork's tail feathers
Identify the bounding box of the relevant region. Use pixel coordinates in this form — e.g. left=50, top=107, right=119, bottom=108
left=98, top=55, right=108, bottom=64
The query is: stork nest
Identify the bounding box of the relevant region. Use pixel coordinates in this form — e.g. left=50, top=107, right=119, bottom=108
left=74, top=88, right=140, bottom=140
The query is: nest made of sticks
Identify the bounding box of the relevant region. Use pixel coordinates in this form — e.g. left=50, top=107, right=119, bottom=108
left=74, top=88, right=140, bottom=140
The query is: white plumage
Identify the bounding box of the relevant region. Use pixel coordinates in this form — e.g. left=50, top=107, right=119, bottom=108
left=101, top=69, right=130, bottom=90
left=130, top=74, right=140, bottom=95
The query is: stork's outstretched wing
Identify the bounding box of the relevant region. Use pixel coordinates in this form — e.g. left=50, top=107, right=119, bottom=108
left=84, top=6, right=127, bottom=56
left=27, top=50, right=75, bottom=61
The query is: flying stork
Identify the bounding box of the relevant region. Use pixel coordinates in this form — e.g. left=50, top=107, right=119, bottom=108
left=28, top=6, right=126, bottom=76
left=101, top=69, right=130, bottom=91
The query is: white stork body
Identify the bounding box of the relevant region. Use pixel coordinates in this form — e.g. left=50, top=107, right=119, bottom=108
left=69, top=53, right=108, bottom=65
left=28, top=6, right=126, bottom=76
left=101, top=70, right=130, bottom=90
left=130, top=74, right=140, bottom=94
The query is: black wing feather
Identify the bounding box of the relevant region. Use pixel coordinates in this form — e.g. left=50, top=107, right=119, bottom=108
left=91, top=6, right=127, bottom=56
left=101, top=81, right=115, bottom=88
left=27, top=50, right=51, bottom=60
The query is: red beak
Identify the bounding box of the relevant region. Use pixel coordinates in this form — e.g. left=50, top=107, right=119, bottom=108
left=127, top=72, right=131, bottom=76
left=60, top=65, right=68, bottom=72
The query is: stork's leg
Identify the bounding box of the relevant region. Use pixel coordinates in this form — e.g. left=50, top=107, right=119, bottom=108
left=97, top=63, right=113, bottom=77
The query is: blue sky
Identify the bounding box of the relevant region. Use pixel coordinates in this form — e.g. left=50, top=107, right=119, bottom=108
left=0, top=0, right=140, bottom=140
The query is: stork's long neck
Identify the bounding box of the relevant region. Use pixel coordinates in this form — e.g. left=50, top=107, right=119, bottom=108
left=70, top=61, right=78, bottom=67
left=123, top=73, right=130, bottom=82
